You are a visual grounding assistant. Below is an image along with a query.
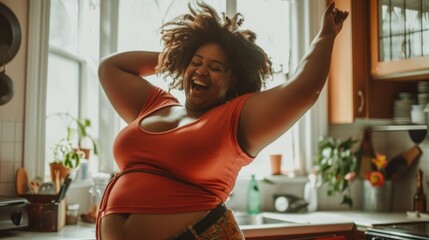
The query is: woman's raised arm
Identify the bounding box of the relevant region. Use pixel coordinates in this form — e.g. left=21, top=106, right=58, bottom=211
left=238, top=2, right=349, bottom=157
left=98, top=51, right=160, bottom=123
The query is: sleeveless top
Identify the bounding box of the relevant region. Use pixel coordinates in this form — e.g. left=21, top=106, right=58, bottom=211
left=101, top=87, right=254, bottom=215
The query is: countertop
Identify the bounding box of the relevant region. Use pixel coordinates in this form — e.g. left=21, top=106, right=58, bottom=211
left=1, top=211, right=427, bottom=239
left=240, top=210, right=429, bottom=238
left=0, top=222, right=95, bottom=240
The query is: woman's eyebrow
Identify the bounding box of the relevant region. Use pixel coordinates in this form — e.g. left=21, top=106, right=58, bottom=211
left=194, top=54, right=226, bottom=66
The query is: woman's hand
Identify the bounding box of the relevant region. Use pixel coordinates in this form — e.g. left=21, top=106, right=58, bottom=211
left=320, top=1, right=349, bottom=37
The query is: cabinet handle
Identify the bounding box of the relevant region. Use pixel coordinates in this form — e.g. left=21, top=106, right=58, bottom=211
left=358, top=90, right=365, bottom=113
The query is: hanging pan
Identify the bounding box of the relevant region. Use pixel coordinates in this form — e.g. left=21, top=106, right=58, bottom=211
left=0, top=2, right=22, bottom=64
left=0, top=2, right=21, bottom=105
left=0, top=72, right=14, bottom=105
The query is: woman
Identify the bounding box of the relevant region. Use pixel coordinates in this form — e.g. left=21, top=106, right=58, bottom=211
left=97, top=1, right=348, bottom=239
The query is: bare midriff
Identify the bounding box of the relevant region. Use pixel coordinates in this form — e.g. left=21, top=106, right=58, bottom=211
left=101, top=210, right=209, bottom=240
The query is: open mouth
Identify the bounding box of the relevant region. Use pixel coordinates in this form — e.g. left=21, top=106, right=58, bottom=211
left=191, top=78, right=209, bottom=91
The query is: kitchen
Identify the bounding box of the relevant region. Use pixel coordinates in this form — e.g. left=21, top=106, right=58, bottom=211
left=1, top=0, right=429, bottom=239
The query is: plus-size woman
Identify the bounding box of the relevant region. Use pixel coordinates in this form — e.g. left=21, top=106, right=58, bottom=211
left=96, top=1, right=348, bottom=239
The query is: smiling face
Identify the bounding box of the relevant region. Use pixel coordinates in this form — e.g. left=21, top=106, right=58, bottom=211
left=183, top=42, right=235, bottom=113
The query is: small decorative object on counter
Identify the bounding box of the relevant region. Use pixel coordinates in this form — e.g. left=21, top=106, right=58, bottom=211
left=66, top=203, right=80, bottom=225
left=414, top=168, right=426, bottom=212
left=247, top=174, right=261, bottom=214
left=269, top=154, right=282, bottom=175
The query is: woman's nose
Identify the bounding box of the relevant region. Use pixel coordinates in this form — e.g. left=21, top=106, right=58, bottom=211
left=196, top=68, right=208, bottom=76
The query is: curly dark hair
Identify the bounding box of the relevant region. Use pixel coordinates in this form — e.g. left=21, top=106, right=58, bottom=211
left=155, top=1, right=273, bottom=97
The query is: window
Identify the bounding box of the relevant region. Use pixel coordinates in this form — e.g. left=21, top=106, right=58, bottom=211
left=44, top=0, right=100, bottom=178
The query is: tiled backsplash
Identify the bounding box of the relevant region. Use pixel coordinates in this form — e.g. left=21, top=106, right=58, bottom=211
left=0, top=117, right=24, bottom=196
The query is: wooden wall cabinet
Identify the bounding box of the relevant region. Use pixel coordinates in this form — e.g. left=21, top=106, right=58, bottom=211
left=329, top=0, right=417, bottom=123
left=370, top=0, right=429, bottom=80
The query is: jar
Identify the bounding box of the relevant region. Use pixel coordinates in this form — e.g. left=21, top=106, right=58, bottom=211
left=66, top=203, right=80, bottom=225
left=411, top=104, right=425, bottom=124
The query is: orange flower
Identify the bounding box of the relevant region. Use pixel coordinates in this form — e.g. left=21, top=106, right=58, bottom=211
left=367, top=171, right=385, bottom=187
left=372, top=153, right=387, bottom=170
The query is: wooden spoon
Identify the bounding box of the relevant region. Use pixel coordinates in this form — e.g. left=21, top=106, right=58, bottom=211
left=15, top=168, right=29, bottom=195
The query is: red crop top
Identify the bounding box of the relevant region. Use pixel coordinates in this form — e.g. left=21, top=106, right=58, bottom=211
left=101, top=87, right=254, bottom=215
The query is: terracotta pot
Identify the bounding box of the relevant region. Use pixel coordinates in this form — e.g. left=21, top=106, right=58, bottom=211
left=49, top=162, right=71, bottom=182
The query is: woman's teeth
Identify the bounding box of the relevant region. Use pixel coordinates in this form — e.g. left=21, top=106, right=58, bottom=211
left=192, top=79, right=208, bottom=90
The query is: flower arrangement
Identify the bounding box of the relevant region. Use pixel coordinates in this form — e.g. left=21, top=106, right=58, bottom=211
left=366, top=153, right=388, bottom=187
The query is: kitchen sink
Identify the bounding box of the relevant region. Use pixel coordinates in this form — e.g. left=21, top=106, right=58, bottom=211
left=233, top=212, right=298, bottom=226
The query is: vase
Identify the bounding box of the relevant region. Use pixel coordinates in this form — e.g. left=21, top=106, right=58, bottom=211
left=362, top=180, right=393, bottom=212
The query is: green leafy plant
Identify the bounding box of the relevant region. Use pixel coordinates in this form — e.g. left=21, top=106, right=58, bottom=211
left=54, top=113, right=98, bottom=155
left=313, top=136, right=359, bottom=208
left=51, top=139, right=84, bottom=168
left=48, top=113, right=98, bottom=168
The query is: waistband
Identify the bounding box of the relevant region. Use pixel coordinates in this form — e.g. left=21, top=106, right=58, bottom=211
left=174, top=203, right=227, bottom=240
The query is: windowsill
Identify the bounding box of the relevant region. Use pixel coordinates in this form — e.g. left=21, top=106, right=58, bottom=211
left=69, top=179, right=93, bottom=189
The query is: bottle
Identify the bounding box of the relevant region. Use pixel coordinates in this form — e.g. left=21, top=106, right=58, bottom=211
left=304, top=171, right=318, bottom=212
left=358, top=128, right=376, bottom=178
left=414, top=168, right=426, bottom=212
left=247, top=174, right=261, bottom=214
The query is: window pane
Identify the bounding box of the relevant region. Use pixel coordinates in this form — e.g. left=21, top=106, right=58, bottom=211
left=49, top=0, right=79, bottom=54
left=118, top=0, right=224, bottom=52
left=237, top=0, right=290, bottom=74
left=46, top=0, right=100, bottom=178
left=423, top=0, right=429, bottom=56
left=45, top=53, right=80, bottom=172
left=236, top=0, right=292, bottom=177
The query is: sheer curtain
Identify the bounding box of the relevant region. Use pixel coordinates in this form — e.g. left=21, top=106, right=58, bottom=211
left=98, top=0, right=328, bottom=177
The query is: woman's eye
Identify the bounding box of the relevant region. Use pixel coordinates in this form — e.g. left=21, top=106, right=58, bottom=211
left=210, top=67, right=222, bottom=72
left=191, top=61, right=202, bottom=66
left=209, top=64, right=224, bottom=72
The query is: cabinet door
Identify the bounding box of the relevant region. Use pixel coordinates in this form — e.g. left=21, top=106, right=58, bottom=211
left=370, top=0, right=429, bottom=80
left=329, top=0, right=418, bottom=123
left=329, top=0, right=369, bottom=123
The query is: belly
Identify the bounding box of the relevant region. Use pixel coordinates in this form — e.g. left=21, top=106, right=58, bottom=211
left=105, top=171, right=219, bottom=214
left=101, top=210, right=208, bottom=240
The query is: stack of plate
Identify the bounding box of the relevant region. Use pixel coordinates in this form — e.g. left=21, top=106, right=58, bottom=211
left=417, top=81, right=429, bottom=106
left=393, top=92, right=415, bottom=124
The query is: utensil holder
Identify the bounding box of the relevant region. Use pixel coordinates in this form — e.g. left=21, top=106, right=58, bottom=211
left=20, top=194, right=66, bottom=232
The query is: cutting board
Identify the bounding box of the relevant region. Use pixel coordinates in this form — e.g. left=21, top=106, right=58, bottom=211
left=15, top=168, right=29, bottom=195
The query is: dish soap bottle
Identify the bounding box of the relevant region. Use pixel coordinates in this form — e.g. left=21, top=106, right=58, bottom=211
left=414, top=168, right=426, bottom=212
left=247, top=174, right=261, bottom=214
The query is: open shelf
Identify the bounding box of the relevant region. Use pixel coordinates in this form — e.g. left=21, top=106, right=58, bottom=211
left=370, top=124, right=427, bottom=144
left=371, top=124, right=427, bottom=131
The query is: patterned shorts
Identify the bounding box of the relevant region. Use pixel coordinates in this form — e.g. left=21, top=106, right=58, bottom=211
left=173, top=209, right=245, bottom=240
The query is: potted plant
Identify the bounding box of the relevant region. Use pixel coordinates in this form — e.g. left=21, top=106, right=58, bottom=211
left=50, top=139, right=85, bottom=180
left=48, top=113, right=98, bottom=181
left=313, top=136, right=359, bottom=208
